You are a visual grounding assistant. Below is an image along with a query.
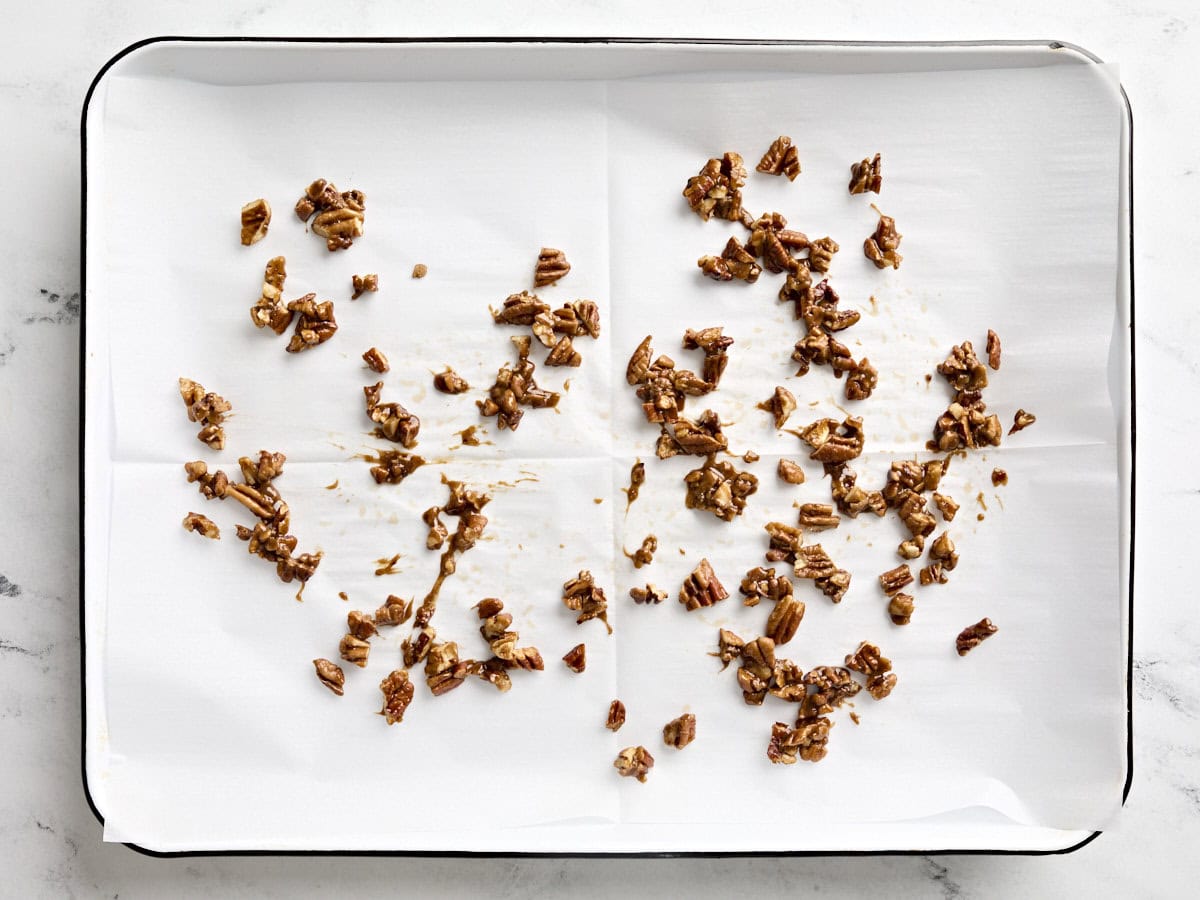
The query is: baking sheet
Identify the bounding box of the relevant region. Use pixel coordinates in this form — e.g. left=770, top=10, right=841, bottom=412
left=83, top=41, right=1129, bottom=852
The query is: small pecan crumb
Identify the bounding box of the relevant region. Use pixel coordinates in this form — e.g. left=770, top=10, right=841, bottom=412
left=794, top=416, right=865, bottom=463
left=250, top=255, right=292, bottom=334
left=629, top=584, right=668, bottom=605
left=743, top=450, right=760, bottom=463
left=625, top=534, right=658, bottom=569
left=374, top=594, right=413, bottom=627
left=777, top=459, right=806, bottom=484
left=285, top=294, right=338, bottom=353
left=663, top=713, right=697, bottom=749
left=713, top=628, right=746, bottom=670
left=888, top=592, right=915, bottom=626
left=379, top=669, right=414, bottom=724
left=956, top=618, right=998, bottom=656
left=562, top=643, right=587, bottom=673
left=364, top=381, right=421, bottom=446
left=765, top=594, right=806, bottom=645
left=848, top=153, right=882, bottom=195
left=798, top=503, right=839, bottom=530
left=614, top=745, right=655, bottom=782
left=864, top=208, right=903, bottom=269
left=768, top=717, right=832, bottom=764
left=808, top=236, right=840, bottom=274
left=562, top=570, right=612, bottom=634
left=1010, top=409, right=1037, bottom=435
left=606, top=699, right=627, bottom=731
left=919, top=563, right=948, bottom=586
left=757, top=386, right=798, bottom=429
left=351, top=273, right=379, bottom=299
left=679, top=558, right=729, bottom=611
left=739, top=566, right=794, bottom=607
left=991, top=468, right=1008, bottom=487
left=698, top=236, right=762, bottom=283
left=339, top=633, right=370, bottom=668
left=412, top=263, right=427, bottom=279
left=879, top=564, right=914, bottom=595
left=933, top=492, right=959, bottom=522
left=845, top=358, right=878, bottom=401
left=368, top=450, right=426, bottom=485
left=178, top=377, right=231, bottom=449
left=181, top=511, right=220, bottom=539
left=986, top=329, right=1002, bottom=370
left=295, top=178, right=365, bottom=251
left=313, top=658, right=345, bottom=696
left=757, top=135, right=801, bottom=180
left=684, top=456, right=758, bottom=522
left=362, top=347, right=389, bottom=373
left=534, top=247, right=571, bottom=287
left=240, top=198, right=271, bottom=246
left=683, top=152, right=748, bottom=223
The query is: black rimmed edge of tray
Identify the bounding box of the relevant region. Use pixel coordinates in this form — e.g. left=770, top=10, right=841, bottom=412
left=78, top=35, right=1135, bottom=860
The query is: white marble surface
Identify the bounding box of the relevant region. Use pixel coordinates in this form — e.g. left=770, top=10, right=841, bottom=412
left=0, top=0, right=1194, bottom=895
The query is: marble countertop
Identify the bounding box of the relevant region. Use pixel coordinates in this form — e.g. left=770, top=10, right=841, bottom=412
left=1, top=1, right=1195, bottom=896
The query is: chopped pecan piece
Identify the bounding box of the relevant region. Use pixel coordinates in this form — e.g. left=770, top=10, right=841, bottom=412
left=284, top=294, right=338, bottom=353
left=798, top=503, right=839, bottom=530
left=684, top=456, right=758, bottom=522
left=928, top=531, right=959, bottom=571
left=351, top=273, right=378, bottom=299
left=373, top=594, right=413, bottom=627
left=1010, top=409, right=1037, bottom=435
left=930, top=390, right=1003, bottom=452
left=364, top=382, right=421, bottom=446
left=879, top=564, right=914, bottom=595
left=992, top=468, right=1008, bottom=487
left=562, top=570, right=612, bottom=634
left=562, top=643, right=587, bottom=673
left=550, top=300, right=601, bottom=339
left=795, top=416, right=865, bottom=463
left=956, top=618, right=998, bottom=656
left=606, top=699, right=627, bottom=732
left=768, top=658, right=807, bottom=702
left=545, top=335, right=582, bottom=367
left=864, top=208, right=902, bottom=269
left=663, top=713, right=697, bottom=749
left=682, top=326, right=734, bottom=388
left=933, top=492, right=959, bottom=522
left=757, top=135, right=801, bottom=180
left=737, top=636, right=776, bottom=705
left=492, top=291, right=551, bottom=326
left=347, top=609, right=378, bottom=641
left=240, top=198, right=271, bottom=246
left=362, top=347, right=389, bottom=373
left=808, top=236, right=839, bottom=274
left=412, top=263, right=428, bottom=279
left=682, top=152, right=749, bottom=222
left=182, top=511, right=220, bottom=539
left=739, top=566, right=793, bottom=607
left=747, top=212, right=809, bottom=274
left=624, top=535, right=657, bottom=569
left=895, top=491, right=937, bottom=539
left=379, top=669, right=414, bottom=724
left=368, top=450, right=426, bottom=485
left=827, top=463, right=887, bottom=518
left=713, top=628, right=746, bottom=670
left=629, top=584, right=669, bottom=605
left=656, top=410, right=727, bottom=459
left=478, top=337, right=560, bottom=431
left=764, top=521, right=804, bottom=564
left=802, top=666, right=862, bottom=715
left=679, top=558, right=729, bottom=611
left=178, top=377, right=231, bottom=450
left=778, top=458, right=806, bottom=484
left=295, top=178, right=365, bottom=251
left=250, top=255, right=293, bottom=334
left=313, top=658, right=345, bottom=696
left=757, top=386, right=798, bottom=429
left=898, top=535, right=925, bottom=560
left=867, top=674, right=897, bottom=700
left=765, top=594, right=806, bottom=645
left=422, top=506, right=449, bottom=550
left=882, top=459, right=946, bottom=505
left=534, top=247, right=571, bottom=287
left=986, top=329, right=1002, bottom=370
left=848, top=153, right=882, bottom=195
left=432, top=366, right=469, bottom=394
left=614, top=746, right=655, bottom=782
left=698, top=236, right=762, bottom=283
left=768, top=718, right=832, bottom=764
left=425, top=641, right=470, bottom=696
left=845, top=641, right=892, bottom=677
left=920, top=563, right=948, bottom=586
left=624, top=459, right=645, bottom=508
left=937, top=341, right=989, bottom=392
left=625, top=334, right=654, bottom=386
left=845, top=358, right=878, bottom=401
left=339, top=633, right=370, bottom=668
left=791, top=326, right=854, bottom=378
left=888, top=592, right=915, bottom=626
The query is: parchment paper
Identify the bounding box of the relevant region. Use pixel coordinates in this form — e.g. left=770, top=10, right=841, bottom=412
left=87, top=55, right=1126, bottom=850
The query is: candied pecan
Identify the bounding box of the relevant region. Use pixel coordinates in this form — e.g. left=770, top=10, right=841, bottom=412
left=474, top=597, right=505, bottom=620
left=895, top=491, right=937, bottom=539
left=928, top=531, right=959, bottom=571
left=478, top=337, right=560, bottom=430
left=339, top=633, right=370, bottom=668
left=826, top=463, right=886, bottom=518
left=284, top=294, right=338, bottom=353
left=238, top=450, right=286, bottom=487
left=778, top=458, right=806, bottom=484
left=362, top=347, right=389, bottom=373
left=506, top=647, right=545, bottom=671
left=897, top=535, right=925, bottom=560
left=351, top=273, right=379, bottom=299
left=879, top=564, right=914, bottom=595
left=802, top=666, right=861, bottom=715
left=663, top=713, right=697, bottom=749
left=738, top=636, right=776, bottom=705
left=986, top=329, right=1002, bottom=370
left=747, top=212, right=809, bottom=274
left=845, top=641, right=892, bottom=676
left=679, top=558, right=729, bottom=611
left=739, top=566, right=794, bottom=607
left=937, top=341, right=989, bottom=391
left=791, top=326, right=854, bottom=378
left=178, top=377, right=231, bottom=449
left=800, top=554, right=850, bottom=604
left=698, top=236, right=762, bottom=283
left=295, top=178, right=365, bottom=251
left=682, top=152, right=748, bottom=222
left=882, top=459, right=945, bottom=505
left=795, top=416, right=865, bottom=463
left=992, top=468, right=1008, bottom=487
left=347, top=609, right=378, bottom=641
left=425, top=641, right=471, bottom=696
left=798, top=503, right=839, bottom=530
left=867, top=673, right=897, bottom=699
left=544, top=334, right=581, bottom=367
left=757, top=135, right=801, bottom=180
left=864, top=208, right=902, bottom=269
left=845, top=358, right=878, bottom=401
left=764, top=521, right=804, bottom=564
left=379, top=669, right=414, bottom=724
left=313, top=658, right=345, bottom=696
left=768, top=718, right=830, bottom=764
left=401, top=626, right=436, bottom=667
left=412, top=264, right=428, bottom=278
left=562, top=643, right=587, bottom=673
left=493, top=291, right=551, bottom=326
left=534, top=247, right=571, bottom=287
left=684, top=456, right=758, bottom=522
left=765, top=594, right=806, bottom=645
left=625, top=535, right=657, bottom=569
left=240, top=198, right=271, bottom=246
left=930, top=390, right=1003, bottom=451
left=368, top=450, right=426, bottom=485
left=624, top=459, right=645, bottom=508
left=182, top=511, right=220, bottom=539
left=250, top=255, right=293, bottom=334
left=682, top=326, right=734, bottom=387
left=933, top=492, right=959, bottom=521
left=421, top=506, right=449, bottom=550
left=629, top=584, right=668, bottom=605
left=919, top=563, right=948, bottom=586
left=808, top=236, right=839, bottom=274
left=626, top=335, right=654, bottom=385
left=551, top=300, right=602, bottom=339
left=888, top=592, right=915, bottom=626
left=848, top=153, right=882, bottom=195
left=562, top=570, right=612, bottom=634
left=606, top=699, right=627, bottom=731
left=713, top=628, right=746, bottom=670
left=956, top=618, right=998, bottom=656
left=432, top=366, right=469, bottom=395
left=364, top=381, right=421, bottom=446
left=614, top=746, right=655, bottom=782
left=767, top=659, right=807, bottom=702
left=757, top=386, right=798, bottom=429
left=656, top=410, right=727, bottom=459
left=373, top=594, right=413, bottom=627
left=1010, top=409, right=1037, bottom=435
